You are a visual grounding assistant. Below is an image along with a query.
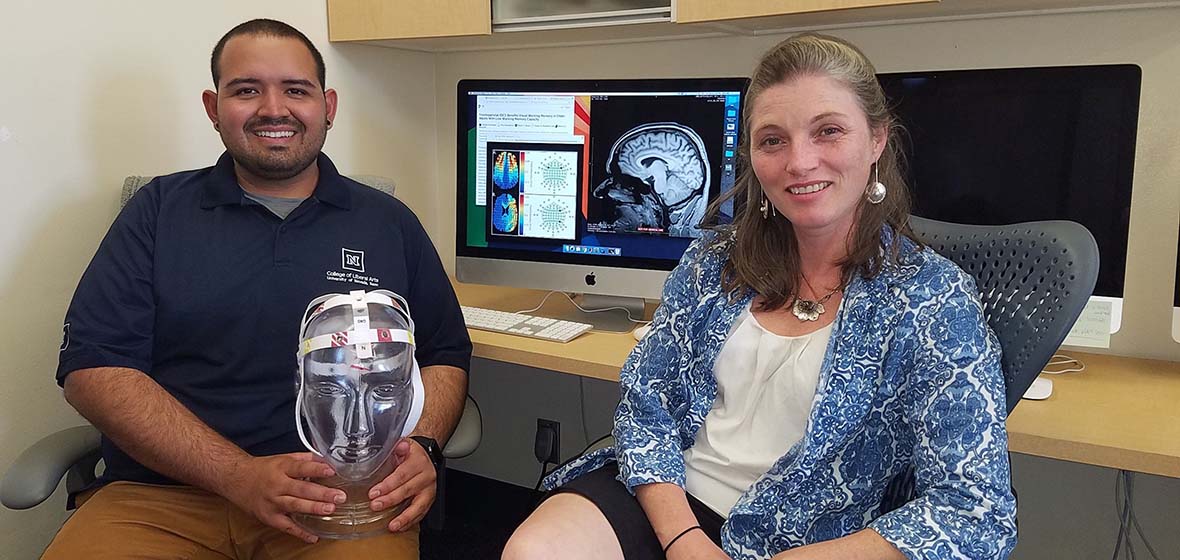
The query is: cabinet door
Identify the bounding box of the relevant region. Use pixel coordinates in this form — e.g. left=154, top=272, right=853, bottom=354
left=674, top=0, right=937, bottom=24
left=328, top=0, right=492, bottom=41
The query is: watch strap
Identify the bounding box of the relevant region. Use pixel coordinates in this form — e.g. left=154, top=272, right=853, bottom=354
left=409, top=435, right=443, bottom=467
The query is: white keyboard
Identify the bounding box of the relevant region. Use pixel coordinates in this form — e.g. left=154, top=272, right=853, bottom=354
left=460, top=306, right=593, bottom=343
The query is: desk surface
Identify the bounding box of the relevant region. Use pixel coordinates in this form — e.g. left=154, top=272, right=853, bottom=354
left=454, top=282, right=1180, bottom=478
left=1004, top=352, right=1180, bottom=478
left=455, top=281, right=639, bottom=382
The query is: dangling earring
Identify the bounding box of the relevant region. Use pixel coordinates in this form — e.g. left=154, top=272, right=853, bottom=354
left=866, top=162, right=887, bottom=205
left=759, top=192, right=776, bottom=219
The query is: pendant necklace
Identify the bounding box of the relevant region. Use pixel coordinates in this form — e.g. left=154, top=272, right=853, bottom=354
left=791, top=276, right=841, bottom=322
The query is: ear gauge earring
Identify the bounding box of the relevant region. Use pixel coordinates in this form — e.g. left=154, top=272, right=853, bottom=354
left=866, top=162, right=887, bottom=205
left=213, top=122, right=220, bottom=132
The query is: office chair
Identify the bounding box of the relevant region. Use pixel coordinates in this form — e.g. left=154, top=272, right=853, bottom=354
left=2, top=175, right=482, bottom=532
left=509, top=216, right=1099, bottom=516
left=879, top=215, right=1100, bottom=512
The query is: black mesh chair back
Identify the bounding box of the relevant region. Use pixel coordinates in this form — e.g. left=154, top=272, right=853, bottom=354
left=908, top=216, right=1100, bottom=412
left=880, top=216, right=1100, bottom=513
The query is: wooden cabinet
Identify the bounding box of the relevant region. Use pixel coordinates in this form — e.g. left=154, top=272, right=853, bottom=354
left=326, top=0, right=1157, bottom=51
left=327, top=0, right=491, bottom=42
left=674, top=0, right=935, bottom=24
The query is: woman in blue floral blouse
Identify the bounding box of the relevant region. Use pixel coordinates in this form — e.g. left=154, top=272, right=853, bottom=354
left=503, top=33, right=1016, bottom=560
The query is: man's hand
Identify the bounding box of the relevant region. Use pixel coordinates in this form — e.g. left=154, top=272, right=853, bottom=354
left=367, top=437, right=437, bottom=532
left=63, top=369, right=345, bottom=544
left=667, top=529, right=732, bottom=560
left=219, top=452, right=346, bottom=544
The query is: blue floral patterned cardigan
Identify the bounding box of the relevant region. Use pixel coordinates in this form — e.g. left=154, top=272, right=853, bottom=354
left=544, top=228, right=1017, bottom=559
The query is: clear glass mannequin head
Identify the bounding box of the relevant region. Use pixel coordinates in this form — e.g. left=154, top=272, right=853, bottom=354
left=298, top=302, right=414, bottom=482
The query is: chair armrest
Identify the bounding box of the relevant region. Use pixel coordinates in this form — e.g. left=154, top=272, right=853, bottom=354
left=442, top=396, right=482, bottom=459
left=1, top=425, right=101, bottom=510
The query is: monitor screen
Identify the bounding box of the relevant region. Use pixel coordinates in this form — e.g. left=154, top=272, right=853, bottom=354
left=456, top=78, right=747, bottom=302
left=878, top=64, right=1141, bottom=302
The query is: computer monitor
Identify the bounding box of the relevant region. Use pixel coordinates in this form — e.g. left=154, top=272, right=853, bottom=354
left=878, top=64, right=1141, bottom=343
left=455, top=78, right=747, bottom=329
left=1173, top=222, right=1180, bottom=343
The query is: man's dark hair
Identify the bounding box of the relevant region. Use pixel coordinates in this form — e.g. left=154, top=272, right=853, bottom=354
left=210, top=19, right=326, bottom=89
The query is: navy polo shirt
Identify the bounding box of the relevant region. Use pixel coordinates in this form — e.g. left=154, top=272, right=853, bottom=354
left=57, top=152, right=472, bottom=486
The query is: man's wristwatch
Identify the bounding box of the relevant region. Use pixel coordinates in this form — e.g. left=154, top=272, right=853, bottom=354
left=409, top=436, right=444, bottom=469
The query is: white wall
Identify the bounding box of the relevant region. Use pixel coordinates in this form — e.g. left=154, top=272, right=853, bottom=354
left=0, top=1, right=436, bottom=557
left=437, top=7, right=1180, bottom=559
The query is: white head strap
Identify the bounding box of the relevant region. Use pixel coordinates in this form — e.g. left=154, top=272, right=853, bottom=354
left=295, top=289, right=424, bottom=455
left=297, top=290, right=416, bottom=360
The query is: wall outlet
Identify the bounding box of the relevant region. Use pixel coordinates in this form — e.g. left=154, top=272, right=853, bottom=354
left=534, top=418, right=561, bottom=465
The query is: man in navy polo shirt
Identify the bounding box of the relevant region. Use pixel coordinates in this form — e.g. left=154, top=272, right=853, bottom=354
left=44, top=19, right=471, bottom=559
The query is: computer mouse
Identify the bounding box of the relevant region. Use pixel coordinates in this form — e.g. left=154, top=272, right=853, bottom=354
left=1022, top=375, right=1053, bottom=400
left=632, top=324, right=651, bottom=341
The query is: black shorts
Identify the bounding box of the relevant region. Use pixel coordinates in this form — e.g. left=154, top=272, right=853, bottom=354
left=549, top=463, right=725, bottom=559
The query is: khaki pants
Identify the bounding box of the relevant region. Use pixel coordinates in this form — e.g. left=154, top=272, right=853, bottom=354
left=42, top=482, right=419, bottom=560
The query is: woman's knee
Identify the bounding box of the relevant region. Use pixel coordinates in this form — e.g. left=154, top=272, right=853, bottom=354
left=502, top=493, right=622, bottom=560
left=501, top=524, right=552, bottom=560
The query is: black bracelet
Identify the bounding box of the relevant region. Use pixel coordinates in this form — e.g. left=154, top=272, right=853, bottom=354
left=662, top=525, right=702, bottom=555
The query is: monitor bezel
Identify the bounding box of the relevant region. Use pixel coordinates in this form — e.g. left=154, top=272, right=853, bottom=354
left=877, top=63, right=1141, bottom=299
left=455, top=77, right=749, bottom=273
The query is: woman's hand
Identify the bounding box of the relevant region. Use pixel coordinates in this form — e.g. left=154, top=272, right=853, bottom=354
left=666, top=528, right=732, bottom=560
left=768, top=529, right=905, bottom=560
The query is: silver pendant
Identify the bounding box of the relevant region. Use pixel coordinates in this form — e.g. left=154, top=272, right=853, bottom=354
left=866, top=181, right=887, bottom=205
left=791, top=299, right=825, bottom=321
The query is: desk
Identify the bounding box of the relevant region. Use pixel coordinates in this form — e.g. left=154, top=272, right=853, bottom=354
left=454, top=282, right=1180, bottom=478
left=1005, top=353, right=1180, bottom=478
left=455, top=281, right=640, bottom=382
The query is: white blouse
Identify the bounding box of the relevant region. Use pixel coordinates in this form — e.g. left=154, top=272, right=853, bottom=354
left=683, top=306, right=832, bottom=516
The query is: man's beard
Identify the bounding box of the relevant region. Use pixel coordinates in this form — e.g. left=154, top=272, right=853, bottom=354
left=227, top=119, right=325, bottom=180
left=234, top=146, right=321, bottom=180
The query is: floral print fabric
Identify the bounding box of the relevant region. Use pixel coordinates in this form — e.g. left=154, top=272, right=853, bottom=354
left=544, top=227, right=1017, bottom=560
